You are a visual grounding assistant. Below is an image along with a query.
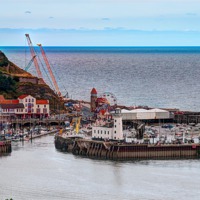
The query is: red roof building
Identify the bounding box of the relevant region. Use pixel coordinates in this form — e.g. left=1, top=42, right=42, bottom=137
left=0, top=95, right=49, bottom=120
left=91, top=88, right=97, bottom=94
left=36, top=100, right=49, bottom=104
left=18, top=94, right=29, bottom=99
left=0, top=95, right=19, bottom=104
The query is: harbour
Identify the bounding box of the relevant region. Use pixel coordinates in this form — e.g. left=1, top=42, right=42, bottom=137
left=2, top=0, right=200, bottom=198
left=1, top=46, right=200, bottom=199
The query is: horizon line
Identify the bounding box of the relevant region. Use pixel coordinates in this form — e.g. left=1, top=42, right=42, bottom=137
left=1, top=45, right=200, bottom=47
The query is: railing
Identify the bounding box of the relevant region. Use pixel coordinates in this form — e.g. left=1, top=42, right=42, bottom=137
left=10, top=118, right=65, bottom=125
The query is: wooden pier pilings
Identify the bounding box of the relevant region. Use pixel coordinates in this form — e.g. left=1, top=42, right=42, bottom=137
left=55, top=136, right=200, bottom=160
left=0, top=140, right=12, bottom=154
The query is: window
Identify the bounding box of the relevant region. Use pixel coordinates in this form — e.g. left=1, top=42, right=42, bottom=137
left=36, top=108, right=40, bottom=114
left=94, top=130, right=96, bottom=133
left=25, top=109, right=27, bottom=112
left=32, top=99, right=34, bottom=102
left=25, top=99, right=27, bottom=102
left=108, top=131, right=109, bottom=134
left=29, top=99, right=30, bottom=102
left=115, top=120, right=117, bottom=122
left=104, top=131, right=106, bottom=134
left=114, top=131, right=116, bottom=134
left=98, top=130, right=99, bottom=134
left=32, top=109, right=34, bottom=112
left=38, top=105, right=39, bottom=108
left=44, top=105, right=46, bottom=108
left=43, top=108, right=47, bottom=114
left=115, top=125, right=116, bottom=128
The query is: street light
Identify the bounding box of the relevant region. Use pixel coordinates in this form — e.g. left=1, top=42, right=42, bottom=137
left=0, top=105, right=2, bottom=134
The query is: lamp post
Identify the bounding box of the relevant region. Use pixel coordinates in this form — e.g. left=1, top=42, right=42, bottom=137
left=0, top=106, right=2, bottom=134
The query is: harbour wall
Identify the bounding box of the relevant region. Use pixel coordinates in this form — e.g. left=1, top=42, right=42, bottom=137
left=55, top=136, right=200, bottom=160
left=0, top=140, right=12, bottom=154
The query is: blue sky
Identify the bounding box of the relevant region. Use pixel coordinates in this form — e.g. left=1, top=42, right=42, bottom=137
left=1, top=0, right=200, bottom=46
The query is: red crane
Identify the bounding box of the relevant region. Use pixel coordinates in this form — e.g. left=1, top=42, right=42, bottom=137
left=25, top=34, right=43, bottom=78
left=37, top=44, right=62, bottom=97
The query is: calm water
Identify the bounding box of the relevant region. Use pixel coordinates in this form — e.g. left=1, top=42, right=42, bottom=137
left=0, top=135, right=200, bottom=200
left=1, top=46, right=200, bottom=111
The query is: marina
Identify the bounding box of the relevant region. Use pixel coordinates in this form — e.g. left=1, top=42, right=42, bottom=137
left=54, top=124, right=200, bottom=160
left=54, top=107, right=200, bottom=160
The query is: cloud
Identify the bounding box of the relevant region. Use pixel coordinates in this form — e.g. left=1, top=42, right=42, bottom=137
left=101, top=18, right=110, bottom=21
left=49, top=16, right=54, bottom=19
left=186, top=13, right=197, bottom=16
left=103, top=27, right=125, bottom=30
left=25, top=11, right=31, bottom=14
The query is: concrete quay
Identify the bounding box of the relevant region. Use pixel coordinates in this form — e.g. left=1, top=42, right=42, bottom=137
left=30, top=129, right=57, bottom=140
left=10, top=118, right=66, bottom=126
left=0, top=140, right=12, bottom=154
left=54, top=135, right=200, bottom=160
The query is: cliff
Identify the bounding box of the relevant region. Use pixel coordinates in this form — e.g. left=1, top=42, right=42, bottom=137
left=0, top=51, right=33, bottom=77
left=0, top=50, right=64, bottom=113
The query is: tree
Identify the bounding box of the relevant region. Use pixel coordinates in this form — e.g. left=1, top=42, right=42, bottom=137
left=0, top=72, right=18, bottom=93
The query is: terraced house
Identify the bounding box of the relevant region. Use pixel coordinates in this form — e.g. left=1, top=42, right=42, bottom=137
left=0, top=94, right=49, bottom=122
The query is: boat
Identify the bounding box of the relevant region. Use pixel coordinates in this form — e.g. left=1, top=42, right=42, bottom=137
left=11, top=136, right=20, bottom=142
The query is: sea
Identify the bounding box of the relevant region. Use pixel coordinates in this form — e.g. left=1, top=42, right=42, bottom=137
left=0, top=47, right=200, bottom=200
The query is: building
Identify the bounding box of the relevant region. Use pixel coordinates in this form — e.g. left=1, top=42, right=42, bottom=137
left=90, top=88, right=97, bottom=112
left=92, top=108, right=124, bottom=141
left=119, top=108, right=170, bottom=121
left=0, top=94, right=49, bottom=122
left=0, top=95, right=24, bottom=123
left=18, top=95, right=49, bottom=118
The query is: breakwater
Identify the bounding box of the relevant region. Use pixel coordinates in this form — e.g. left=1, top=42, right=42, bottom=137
left=0, top=140, right=12, bottom=154
left=55, top=135, right=200, bottom=160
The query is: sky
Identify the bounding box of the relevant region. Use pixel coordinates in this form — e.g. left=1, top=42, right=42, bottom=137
left=1, top=0, right=200, bottom=46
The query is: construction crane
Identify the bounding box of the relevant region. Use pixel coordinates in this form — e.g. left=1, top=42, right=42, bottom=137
left=25, top=34, right=43, bottom=78
left=37, top=44, right=62, bottom=97
left=24, top=55, right=36, bottom=71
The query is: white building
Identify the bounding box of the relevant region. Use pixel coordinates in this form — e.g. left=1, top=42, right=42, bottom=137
left=0, top=94, right=50, bottom=122
left=18, top=95, right=49, bottom=118
left=120, top=108, right=170, bottom=120
left=92, top=108, right=124, bottom=141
